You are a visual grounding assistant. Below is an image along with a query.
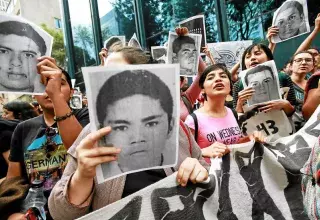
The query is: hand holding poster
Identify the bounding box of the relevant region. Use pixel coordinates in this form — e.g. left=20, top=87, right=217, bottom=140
left=240, top=60, right=282, bottom=107
left=78, top=106, right=320, bottom=220
left=0, top=13, right=53, bottom=94
left=82, top=64, right=180, bottom=183
left=272, top=0, right=310, bottom=43
left=167, top=32, right=201, bottom=76
left=207, top=40, right=252, bottom=70
left=179, top=15, right=207, bottom=54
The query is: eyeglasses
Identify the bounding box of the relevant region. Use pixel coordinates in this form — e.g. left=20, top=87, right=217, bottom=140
left=293, top=58, right=313, bottom=64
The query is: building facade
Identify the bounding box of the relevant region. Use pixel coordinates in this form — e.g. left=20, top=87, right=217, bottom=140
left=0, top=0, right=9, bottom=11
left=5, top=0, right=62, bottom=29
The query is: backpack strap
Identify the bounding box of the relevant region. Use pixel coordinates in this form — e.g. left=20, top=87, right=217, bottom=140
left=179, top=120, right=192, bottom=155
left=231, top=108, right=239, bottom=125
left=190, top=112, right=198, bottom=143
left=181, top=94, right=193, bottom=114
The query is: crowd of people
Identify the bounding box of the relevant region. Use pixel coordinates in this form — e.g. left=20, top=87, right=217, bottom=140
left=0, top=8, right=319, bottom=220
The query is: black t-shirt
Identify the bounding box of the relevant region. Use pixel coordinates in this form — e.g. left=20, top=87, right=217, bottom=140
left=9, top=108, right=89, bottom=194
left=122, top=169, right=167, bottom=198
left=0, top=119, right=20, bottom=179
left=308, top=75, right=320, bottom=90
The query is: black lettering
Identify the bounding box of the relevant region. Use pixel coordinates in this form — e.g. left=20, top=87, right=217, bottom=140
left=256, top=123, right=270, bottom=136
left=52, top=156, right=59, bottom=164
left=207, top=132, right=217, bottom=142
left=58, top=154, right=67, bottom=163
left=31, top=160, right=38, bottom=169
left=38, top=159, right=45, bottom=168
left=266, top=120, right=278, bottom=134
left=217, top=130, right=224, bottom=139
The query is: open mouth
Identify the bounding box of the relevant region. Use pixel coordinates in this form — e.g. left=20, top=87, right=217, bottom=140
left=213, top=83, right=225, bottom=90
left=250, top=62, right=259, bottom=68
left=8, top=72, right=27, bottom=80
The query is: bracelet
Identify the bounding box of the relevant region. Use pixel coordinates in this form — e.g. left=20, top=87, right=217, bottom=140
left=54, top=111, right=74, bottom=122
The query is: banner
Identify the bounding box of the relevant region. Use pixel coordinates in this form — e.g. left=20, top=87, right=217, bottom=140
left=79, top=106, right=320, bottom=220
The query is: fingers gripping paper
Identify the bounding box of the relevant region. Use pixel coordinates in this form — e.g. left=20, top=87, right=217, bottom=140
left=79, top=107, right=320, bottom=220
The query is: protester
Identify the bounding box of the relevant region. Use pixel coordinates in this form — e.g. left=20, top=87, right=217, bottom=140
left=185, top=64, right=265, bottom=163
left=289, top=51, right=315, bottom=130
left=301, top=135, right=320, bottom=219
left=2, top=57, right=89, bottom=219
left=30, top=101, right=42, bottom=115
left=302, top=71, right=320, bottom=120
left=233, top=43, right=296, bottom=116
left=48, top=46, right=209, bottom=219
left=295, top=13, right=320, bottom=72
left=0, top=100, right=37, bottom=181
left=0, top=119, right=20, bottom=181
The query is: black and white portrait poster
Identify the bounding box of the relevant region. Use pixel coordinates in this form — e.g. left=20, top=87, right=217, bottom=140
left=167, top=32, right=201, bottom=76
left=151, top=46, right=167, bottom=64
left=240, top=60, right=282, bottom=107
left=82, top=64, right=180, bottom=183
left=0, top=13, right=53, bottom=94
left=272, top=0, right=310, bottom=43
left=179, top=15, right=207, bottom=54
left=128, top=33, right=142, bottom=50
left=78, top=107, right=320, bottom=220
left=207, top=40, right=252, bottom=70
left=103, top=36, right=126, bottom=50
left=70, top=94, right=82, bottom=109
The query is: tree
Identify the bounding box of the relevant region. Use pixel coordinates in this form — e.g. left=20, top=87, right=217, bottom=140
left=41, top=24, right=66, bottom=67
left=73, top=25, right=95, bottom=66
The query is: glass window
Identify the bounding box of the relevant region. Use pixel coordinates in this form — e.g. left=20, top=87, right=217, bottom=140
left=226, top=0, right=320, bottom=42
left=54, top=17, right=62, bottom=29
left=68, top=0, right=97, bottom=91
left=141, top=0, right=219, bottom=48
left=98, top=0, right=136, bottom=45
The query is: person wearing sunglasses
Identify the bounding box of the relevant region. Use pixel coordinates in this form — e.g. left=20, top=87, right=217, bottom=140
left=289, top=51, right=315, bottom=131
left=2, top=57, right=89, bottom=219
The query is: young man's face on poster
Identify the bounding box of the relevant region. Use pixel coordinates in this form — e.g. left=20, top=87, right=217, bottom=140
left=275, top=6, right=304, bottom=40
left=247, top=70, right=275, bottom=104
left=176, top=43, right=197, bottom=72
left=0, top=34, right=40, bottom=91
left=103, top=94, right=172, bottom=172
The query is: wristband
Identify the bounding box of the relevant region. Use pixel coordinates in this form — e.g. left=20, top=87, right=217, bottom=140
left=54, top=111, right=74, bottom=122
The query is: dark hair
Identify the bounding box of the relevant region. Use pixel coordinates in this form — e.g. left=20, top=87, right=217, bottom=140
left=244, top=65, right=275, bottom=85
left=199, top=64, right=233, bottom=100
left=59, top=68, right=72, bottom=89
left=105, top=37, right=122, bottom=50
left=172, top=36, right=195, bottom=54
left=278, top=1, right=303, bottom=16
left=291, top=50, right=315, bottom=64
left=31, top=101, right=39, bottom=107
left=241, top=43, right=274, bottom=70
left=114, top=46, right=150, bottom=64
left=3, top=100, right=37, bottom=121
left=199, top=64, right=232, bottom=89
left=96, top=70, right=173, bottom=129
left=0, top=21, right=47, bottom=55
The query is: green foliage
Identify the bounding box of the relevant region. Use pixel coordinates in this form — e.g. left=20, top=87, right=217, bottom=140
left=73, top=25, right=95, bottom=67
left=41, top=24, right=66, bottom=67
